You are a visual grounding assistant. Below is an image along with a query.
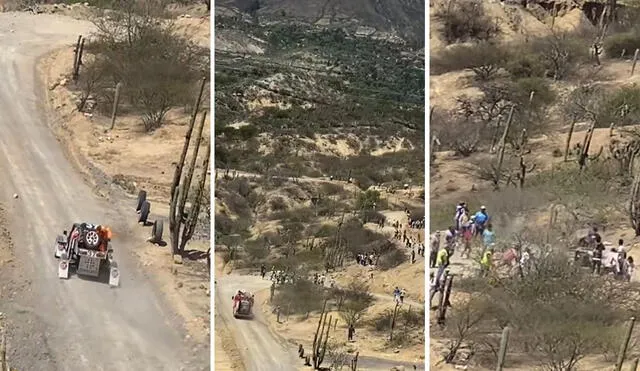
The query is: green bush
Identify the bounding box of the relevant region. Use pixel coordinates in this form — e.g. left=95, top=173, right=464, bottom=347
left=604, top=32, right=640, bottom=59
left=433, top=0, right=501, bottom=44
left=504, top=51, right=546, bottom=79
left=81, top=2, right=209, bottom=131
left=597, top=86, right=640, bottom=127
left=273, top=279, right=325, bottom=315
left=529, top=34, right=589, bottom=80
left=377, top=248, right=408, bottom=270
left=430, top=42, right=508, bottom=78
left=510, top=77, right=556, bottom=109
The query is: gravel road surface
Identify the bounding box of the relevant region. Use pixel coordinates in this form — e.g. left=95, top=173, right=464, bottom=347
left=0, top=12, right=205, bottom=371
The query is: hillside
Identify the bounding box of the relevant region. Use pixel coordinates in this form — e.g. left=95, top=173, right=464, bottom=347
left=216, top=0, right=425, bottom=45
left=430, top=0, right=640, bottom=370
left=214, top=2, right=426, bottom=369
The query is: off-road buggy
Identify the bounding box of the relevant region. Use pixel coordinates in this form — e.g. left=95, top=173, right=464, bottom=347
left=232, top=290, right=254, bottom=319
left=54, top=222, right=119, bottom=287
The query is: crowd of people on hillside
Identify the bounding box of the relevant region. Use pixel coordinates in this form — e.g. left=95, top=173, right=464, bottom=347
left=430, top=202, right=495, bottom=265
left=264, top=265, right=297, bottom=284
left=428, top=202, right=638, bottom=291
left=579, top=228, right=635, bottom=281
left=408, top=218, right=424, bottom=229
left=312, top=272, right=336, bottom=287
left=393, top=222, right=425, bottom=264
left=356, top=252, right=377, bottom=266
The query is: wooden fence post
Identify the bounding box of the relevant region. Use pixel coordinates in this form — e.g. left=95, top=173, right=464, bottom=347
left=496, top=327, right=510, bottom=371
left=110, top=82, right=123, bottom=130
left=616, top=317, right=636, bottom=371
left=73, top=36, right=85, bottom=81
left=73, top=35, right=82, bottom=74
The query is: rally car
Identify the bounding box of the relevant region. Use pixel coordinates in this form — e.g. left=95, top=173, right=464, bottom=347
left=54, top=222, right=119, bottom=287
left=232, top=289, right=254, bottom=319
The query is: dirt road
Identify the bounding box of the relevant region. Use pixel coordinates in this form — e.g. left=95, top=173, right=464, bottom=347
left=217, top=273, right=426, bottom=370
left=215, top=273, right=298, bottom=371
left=0, top=13, right=204, bottom=371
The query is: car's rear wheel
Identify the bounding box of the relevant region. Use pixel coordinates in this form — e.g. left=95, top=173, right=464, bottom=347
left=82, top=230, right=101, bottom=249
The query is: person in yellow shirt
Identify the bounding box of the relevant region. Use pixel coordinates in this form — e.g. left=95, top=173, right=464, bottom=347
left=433, top=246, right=450, bottom=291
left=480, top=247, right=494, bottom=277
left=436, top=246, right=449, bottom=268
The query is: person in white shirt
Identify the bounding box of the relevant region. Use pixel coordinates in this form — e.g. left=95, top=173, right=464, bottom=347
left=618, top=239, right=627, bottom=262
left=625, top=256, right=635, bottom=282
left=520, top=247, right=531, bottom=274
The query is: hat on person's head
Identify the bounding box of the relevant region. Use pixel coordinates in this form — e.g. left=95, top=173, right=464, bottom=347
left=481, top=205, right=486, bottom=210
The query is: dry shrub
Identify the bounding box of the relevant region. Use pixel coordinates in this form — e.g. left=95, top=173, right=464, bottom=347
left=431, top=42, right=508, bottom=78
left=83, top=0, right=209, bottom=131
left=432, top=0, right=500, bottom=44
left=443, top=252, right=636, bottom=369
left=604, top=31, right=640, bottom=59
left=528, top=33, right=590, bottom=80
left=377, top=248, right=407, bottom=270
left=273, top=278, right=326, bottom=317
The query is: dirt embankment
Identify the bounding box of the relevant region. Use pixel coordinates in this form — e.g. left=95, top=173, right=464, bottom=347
left=0, top=204, right=12, bottom=266
left=0, top=204, right=14, bottom=362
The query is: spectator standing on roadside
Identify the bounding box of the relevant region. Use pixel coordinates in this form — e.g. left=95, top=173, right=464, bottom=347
left=474, top=206, right=490, bottom=237
left=592, top=235, right=605, bottom=275
left=430, top=232, right=440, bottom=268
left=482, top=223, right=496, bottom=248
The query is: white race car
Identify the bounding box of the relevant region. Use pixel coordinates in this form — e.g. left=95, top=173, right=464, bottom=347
left=54, top=222, right=119, bottom=287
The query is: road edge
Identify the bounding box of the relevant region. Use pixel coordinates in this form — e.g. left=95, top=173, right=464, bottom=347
left=34, top=45, right=212, bottom=357
left=214, top=255, right=248, bottom=370
left=36, top=47, right=119, bottom=201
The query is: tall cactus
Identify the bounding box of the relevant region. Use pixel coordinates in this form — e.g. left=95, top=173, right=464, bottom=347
left=630, top=174, right=640, bottom=236
left=494, top=105, right=515, bottom=188
left=312, top=300, right=330, bottom=369
left=169, top=78, right=208, bottom=256
left=579, top=122, right=596, bottom=170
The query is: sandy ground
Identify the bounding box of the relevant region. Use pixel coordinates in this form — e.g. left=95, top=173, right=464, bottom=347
left=43, top=46, right=210, bottom=203
left=259, top=287, right=425, bottom=369
left=0, top=204, right=11, bottom=363
left=0, top=1, right=211, bottom=49
left=0, top=12, right=209, bottom=370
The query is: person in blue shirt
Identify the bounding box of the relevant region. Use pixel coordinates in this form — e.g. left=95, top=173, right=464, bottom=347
left=482, top=223, right=496, bottom=248
left=474, top=206, right=490, bottom=236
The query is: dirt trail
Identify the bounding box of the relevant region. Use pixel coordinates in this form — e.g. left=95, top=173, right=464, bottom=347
left=218, top=272, right=426, bottom=371
left=215, top=273, right=298, bottom=371
left=0, top=12, right=205, bottom=370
